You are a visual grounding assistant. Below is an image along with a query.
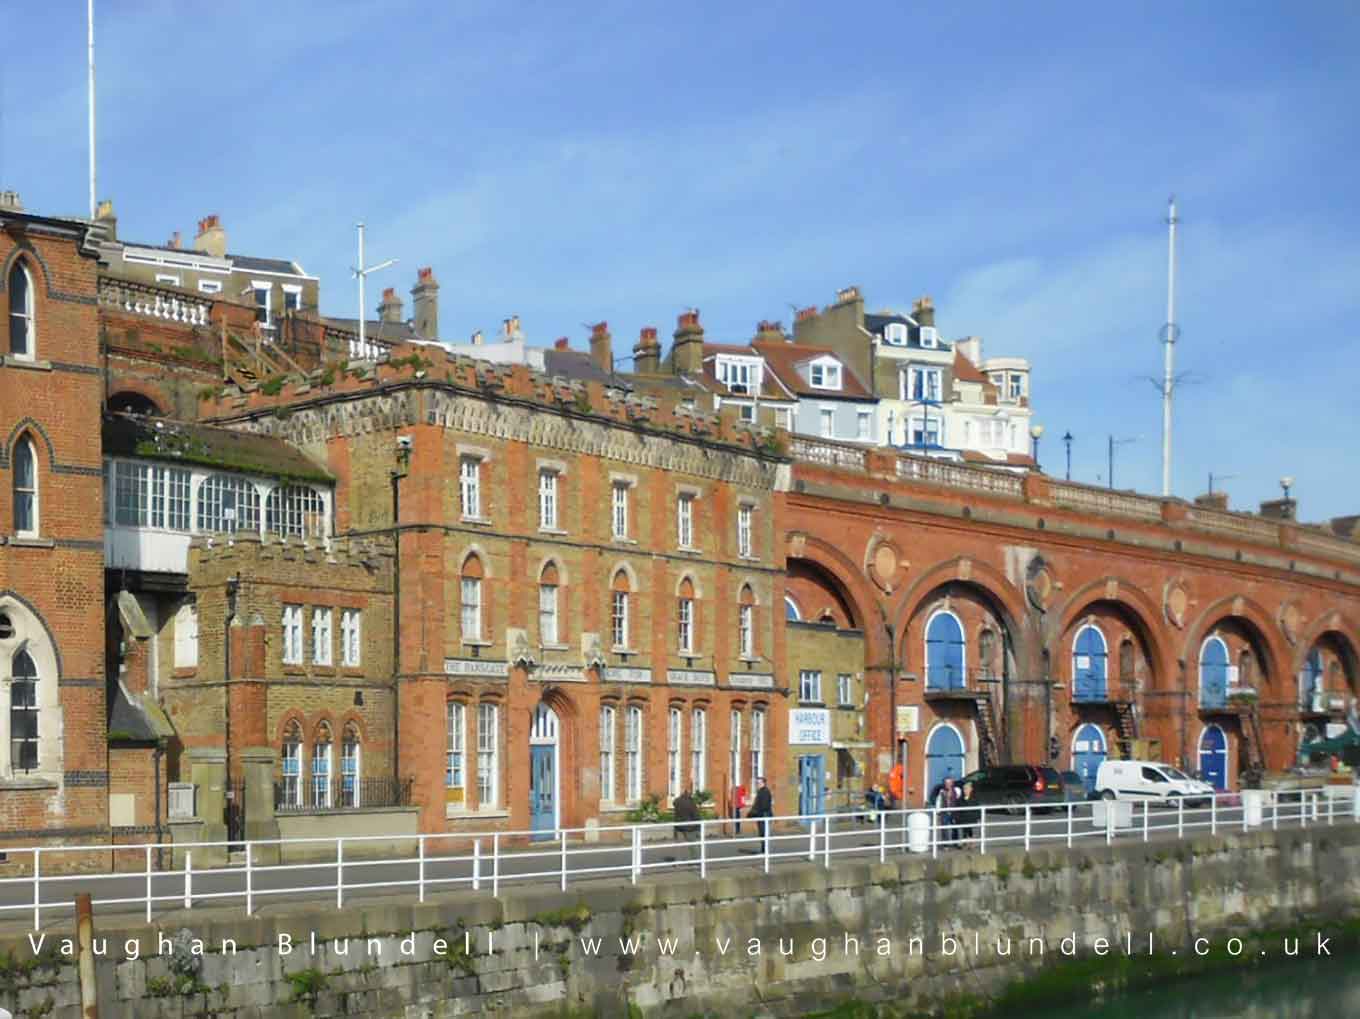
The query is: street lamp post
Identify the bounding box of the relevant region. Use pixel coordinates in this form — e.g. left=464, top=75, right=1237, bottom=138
left=1063, top=431, right=1073, bottom=481
left=1029, top=424, right=1045, bottom=471
left=1107, top=435, right=1138, bottom=490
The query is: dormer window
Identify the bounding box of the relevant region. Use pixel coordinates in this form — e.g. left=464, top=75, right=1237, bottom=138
left=919, top=326, right=939, bottom=348
left=884, top=323, right=908, bottom=346
left=715, top=357, right=760, bottom=395
left=809, top=359, right=842, bottom=390
left=1008, top=373, right=1025, bottom=400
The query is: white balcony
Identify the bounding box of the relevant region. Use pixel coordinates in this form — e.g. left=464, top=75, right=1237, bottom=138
left=105, top=525, right=193, bottom=575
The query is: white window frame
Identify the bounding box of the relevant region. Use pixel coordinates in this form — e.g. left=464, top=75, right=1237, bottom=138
left=311, top=607, right=333, bottom=666
left=461, top=577, right=482, bottom=642
left=13, top=438, right=38, bottom=537
left=678, top=596, right=694, bottom=655
left=907, top=366, right=943, bottom=402
left=539, top=579, right=559, bottom=646
left=446, top=701, right=466, bottom=792
left=739, top=603, right=754, bottom=659
left=919, top=326, right=939, bottom=348
left=750, top=707, right=766, bottom=780
left=281, top=731, right=302, bottom=807
left=856, top=410, right=872, bottom=441
left=311, top=734, right=332, bottom=808
left=197, top=280, right=223, bottom=295
left=340, top=730, right=361, bottom=807
left=774, top=407, right=792, bottom=430
left=600, top=705, right=617, bottom=803
left=737, top=505, right=753, bottom=558
left=1008, top=373, right=1024, bottom=400
left=612, top=482, right=629, bottom=539
left=8, top=262, right=36, bottom=360
left=690, top=707, right=707, bottom=793
left=819, top=407, right=835, bottom=439
left=625, top=706, right=643, bottom=803
left=677, top=493, right=694, bottom=549
left=667, top=707, right=683, bottom=801
left=837, top=673, right=854, bottom=706
left=799, top=669, right=822, bottom=703
left=252, top=281, right=272, bottom=331
left=612, top=589, right=630, bottom=650
left=538, top=469, right=559, bottom=530
left=730, top=710, right=743, bottom=789
left=477, top=703, right=499, bottom=807
left=282, top=605, right=303, bottom=665
left=281, top=284, right=302, bottom=314
left=809, top=359, right=842, bottom=390
left=459, top=457, right=482, bottom=520
left=341, top=609, right=362, bottom=667
left=884, top=322, right=908, bottom=346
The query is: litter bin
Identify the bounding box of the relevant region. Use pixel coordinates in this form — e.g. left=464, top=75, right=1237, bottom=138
left=907, top=811, right=931, bottom=854
left=1091, top=800, right=1133, bottom=829
left=1242, top=789, right=1266, bottom=827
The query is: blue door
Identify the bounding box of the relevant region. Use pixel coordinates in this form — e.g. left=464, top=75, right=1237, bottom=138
left=1072, top=724, right=1107, bottom=795
left=925, top=726, right=965, bottom=801
left=530, top=745, right=556, bottom=840
left=1198, top=725, right=1228, bottom=791
left=1073, top=626, right=1108, bottom=701
left=1200, top=637, right=1229, bottom=708
left=798, top=755, right=825, bottom=821
left=926, top=612, right=965, bottom=690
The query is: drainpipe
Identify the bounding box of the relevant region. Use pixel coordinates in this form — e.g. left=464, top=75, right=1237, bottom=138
left=391, top=448, right=410, bottom=786
left=224, top=575, right=239, bottom=787
left=153, top=742, right=163, bottom=869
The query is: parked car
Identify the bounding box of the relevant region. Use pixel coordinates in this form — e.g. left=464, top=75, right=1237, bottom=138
left=1095, top=760, right=1214, bottom=807
left=1058, top=770, right=1089, bottom=803
left=958, top=765, right=1067, bottom=815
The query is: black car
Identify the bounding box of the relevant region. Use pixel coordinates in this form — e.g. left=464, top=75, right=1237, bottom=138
left=958, top=765, right=1067, bottom=815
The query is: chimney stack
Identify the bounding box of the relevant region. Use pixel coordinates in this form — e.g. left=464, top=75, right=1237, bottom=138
left=1259, top=497, right=1297, bottom=522
left=166, top=231, right=182, bottom=250
left=955, top=336, right=982, bottom=365
left=590, top=321, right=613, bottom=374
left=912, top=295, right=936, bottom=329
left=0, top=190, right=22, bottom=211
left=633, top=326, right=660, bottom=375
left=554, top=337, right=570, bottom=351
left=379, top=287, right=403, bottom=324
left=502, top=316, right=522, bottom=340
left=94, top=198, right=117, bottom=240
left=835, top=286, right=862, bottom=306
left=1194, top=491, right=1230, bottom=512
left=411, top=267, right=439, bottom=340
left=194, top=214, right=227, bottom=258
left=671, top=308, right=704, bottom=375
left=754, top=320, right=785, bottom=343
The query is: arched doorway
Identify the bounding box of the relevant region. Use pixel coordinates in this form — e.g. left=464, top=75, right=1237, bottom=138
left=1072, top=625, right=1109, bottom=701
left=925, top=611, right=966, bottom=690
left=925, top=724, right=965, bottom=799
left=1198, top=725, right=1228, bottom=790
left=1071, top=723, right=1107, bottom=795
left=1199, top=636, right=1230, bottom=708
left=529, top=702, right=560, bottom=839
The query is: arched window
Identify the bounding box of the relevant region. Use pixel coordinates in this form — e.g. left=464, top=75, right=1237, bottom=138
left=1119, top=638, right=1136, bottom=681
left=611, top=570, right=631, bottom=650
left=12, top=437, right=37, bottom=536
left=1199, top=636, right=1230, bottom=708
left=197, top=474, right=260, bottom=534
left=461, top=555, right=484, bottom=641
left=625, top=705, right=643, bottom=803
left=311, top=722, right=333, bottom=808
left=690, top=706, right=707, bottom=793
left=280, top=720, right=303, bottom=807
left=738, top=586, right=755, bottom=660
left=1302, top=649, right=1324, bottom=708
left=599, top=704, right=617, bottom=803
left=265, top=484, right=325, bottom=540
left=677, top=578, right=695, bottom=655
left=341, top=723, right=361, bottom=807
left=8, top=261, right=34, bottom=358
left=667, top=706, right=683, bottom=800
left=10, top=649, right=38, bottom=772
left=539, top=563, right=560, bottom=646
left=784, top=594, right=801, bottom=622
left=1072, top=624, right=1109, bottom=701
left=925, top=610, right=965, bottom=690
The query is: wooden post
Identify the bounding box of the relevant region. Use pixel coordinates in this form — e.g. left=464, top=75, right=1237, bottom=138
left=76, top=893, right=98, bottom=1018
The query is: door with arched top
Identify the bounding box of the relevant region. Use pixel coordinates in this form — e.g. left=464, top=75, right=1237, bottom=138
left=1198, top=725, right=1228, bottom=791
left=925, top=724, right=965, bottom=801
left=1071, top=724, right=1107, bottom=795
left=530, top=703, right=559, bottom=840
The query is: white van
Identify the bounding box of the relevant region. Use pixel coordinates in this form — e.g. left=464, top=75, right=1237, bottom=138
left=1095, top=760, right=1215, bottom=807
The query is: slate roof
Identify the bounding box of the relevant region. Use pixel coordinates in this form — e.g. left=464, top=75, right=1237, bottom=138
left=323, top=317, right=423, bottom=343
left=863, top=312, right=954, bottom=352
left=229, top=254, right=305, bottom=276
left=103, top=414, right=332, bottom=483
left=700, top=343, right=796, bottom=402
left=543, top=348, right=619, bottom=385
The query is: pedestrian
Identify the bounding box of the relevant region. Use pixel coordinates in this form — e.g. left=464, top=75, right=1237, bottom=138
left=748, top=776, right=773, bottom=854
left=672, top=788, right=701, bottom=864
left=932, top=776, right=961, bottom=847
left=889, top=762, right=905, bottom=809
left=731, top=782, right=748, bottom=835
left=958, top=780, right=978, bottom=843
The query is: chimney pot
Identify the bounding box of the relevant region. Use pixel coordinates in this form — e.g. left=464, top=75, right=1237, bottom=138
left=554, top=337, right=570, bottom=351
left=411, top=267, right=439, bottom=340
left=633, top=326, right=661, bottom=374
left=795, top=306, right=819, bottom=322
left=194, top=214, right=227, bottom=258
left=589, top=322, right=612, bottom=373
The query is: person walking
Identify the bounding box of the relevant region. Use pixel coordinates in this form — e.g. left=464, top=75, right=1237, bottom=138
left=731, top=782, right=748, bottom=835
left=932, top=776, right=961, bottom=847
left=748, top=776, right=773, bottom=855
left=672, top=788, right=701, bottom=864
left=957, top=780, right=978, bottom=844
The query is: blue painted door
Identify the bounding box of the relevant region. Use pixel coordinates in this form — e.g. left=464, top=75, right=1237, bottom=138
left=530, top=745, right=556, bottom=840
left=1198, top=725, right=1228, bottom=791
left=1200, top=637, right=1229, bottom=708
left=1073, top=626, right=1108, bottom=701
left=926, top=613, right=965, bottom=690
left=926, top=726, right=965, bottom=801
left=1072, top=724, right=1107, bottom=795
left=798, top=755, right=825, bottom=821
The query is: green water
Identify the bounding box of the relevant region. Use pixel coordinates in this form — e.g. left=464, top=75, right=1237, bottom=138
left=1001, top=957, right=1360, bottom=1018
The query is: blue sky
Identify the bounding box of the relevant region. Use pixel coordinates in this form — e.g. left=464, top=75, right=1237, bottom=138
left=3, top=2, right=1359, bottom=518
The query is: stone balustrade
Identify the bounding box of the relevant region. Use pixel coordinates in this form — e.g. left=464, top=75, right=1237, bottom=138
left=98, top=277, right=211, bottom=326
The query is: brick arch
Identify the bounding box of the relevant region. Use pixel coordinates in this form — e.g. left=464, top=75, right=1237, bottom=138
left=1048, top=576, right=1171, bottom=689
left=275, top=711, right=307, bottom=746
left=108, top=378, right=172, bottom=417
left=5, top=418, right=56, bottom=468
left=1293, top=616, right=1360, bottom=691
left=1184, top=595, right=1288, bottom=692
left=1, top=247, right=53, bottom=295
left=785, top=533, right=879, bottom=633
left=896, top=556, right=1028, bottom=662
left=338, top=712, right=367, bottom=742
left=0, top=589, right=64, bottom=677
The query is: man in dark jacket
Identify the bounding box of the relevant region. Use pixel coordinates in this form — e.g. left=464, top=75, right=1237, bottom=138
left=747, top=776, right=773, bottom=854
left=672, top=789, right=701, bottom=857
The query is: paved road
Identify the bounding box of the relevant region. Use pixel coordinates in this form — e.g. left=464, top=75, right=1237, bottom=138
left=3, top=801, right=1352, bottom=931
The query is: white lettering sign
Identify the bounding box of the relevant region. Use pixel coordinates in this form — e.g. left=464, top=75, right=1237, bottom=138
left=667, top=669, right=717, bottom=687
left=728, top=672, right=774, bottom=689
left=789, top=708, right=830, bottom=746
left=605, top=667, right=653, bottom=684
left=443, top=658, right=509, bottom=678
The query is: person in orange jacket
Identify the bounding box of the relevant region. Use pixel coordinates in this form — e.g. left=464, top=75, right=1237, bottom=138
left=889, top=762, right=905, bottom=807
left=731, top=783, right=748, bottom=834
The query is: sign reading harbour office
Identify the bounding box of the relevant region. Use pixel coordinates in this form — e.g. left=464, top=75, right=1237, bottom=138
left=789, top=708, right=831, bottom=746
left=444, top=658, right=510, bottom=678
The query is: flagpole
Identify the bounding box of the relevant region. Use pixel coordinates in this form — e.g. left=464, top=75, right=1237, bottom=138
left=88, top=0, right=97, bottom=219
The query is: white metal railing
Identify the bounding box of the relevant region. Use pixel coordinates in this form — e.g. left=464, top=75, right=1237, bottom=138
left=1, top=789, right=1354, bottom=932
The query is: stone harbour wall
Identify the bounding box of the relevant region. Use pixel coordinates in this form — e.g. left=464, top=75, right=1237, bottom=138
left=2, top=823, right=1359, bottom=1018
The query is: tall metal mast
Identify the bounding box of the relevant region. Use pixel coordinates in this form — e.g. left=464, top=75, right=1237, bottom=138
left=88, top=0, right=96, bottom=219
left=1161, top=196, right=1179, bottom=497
left=352, top=223, right=397, bottom=358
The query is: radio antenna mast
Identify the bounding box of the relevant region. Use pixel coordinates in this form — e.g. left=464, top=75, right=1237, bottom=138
left=87, top=0, right=97, bottom=220
left=1160, top=196, right=1179, bottom=496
